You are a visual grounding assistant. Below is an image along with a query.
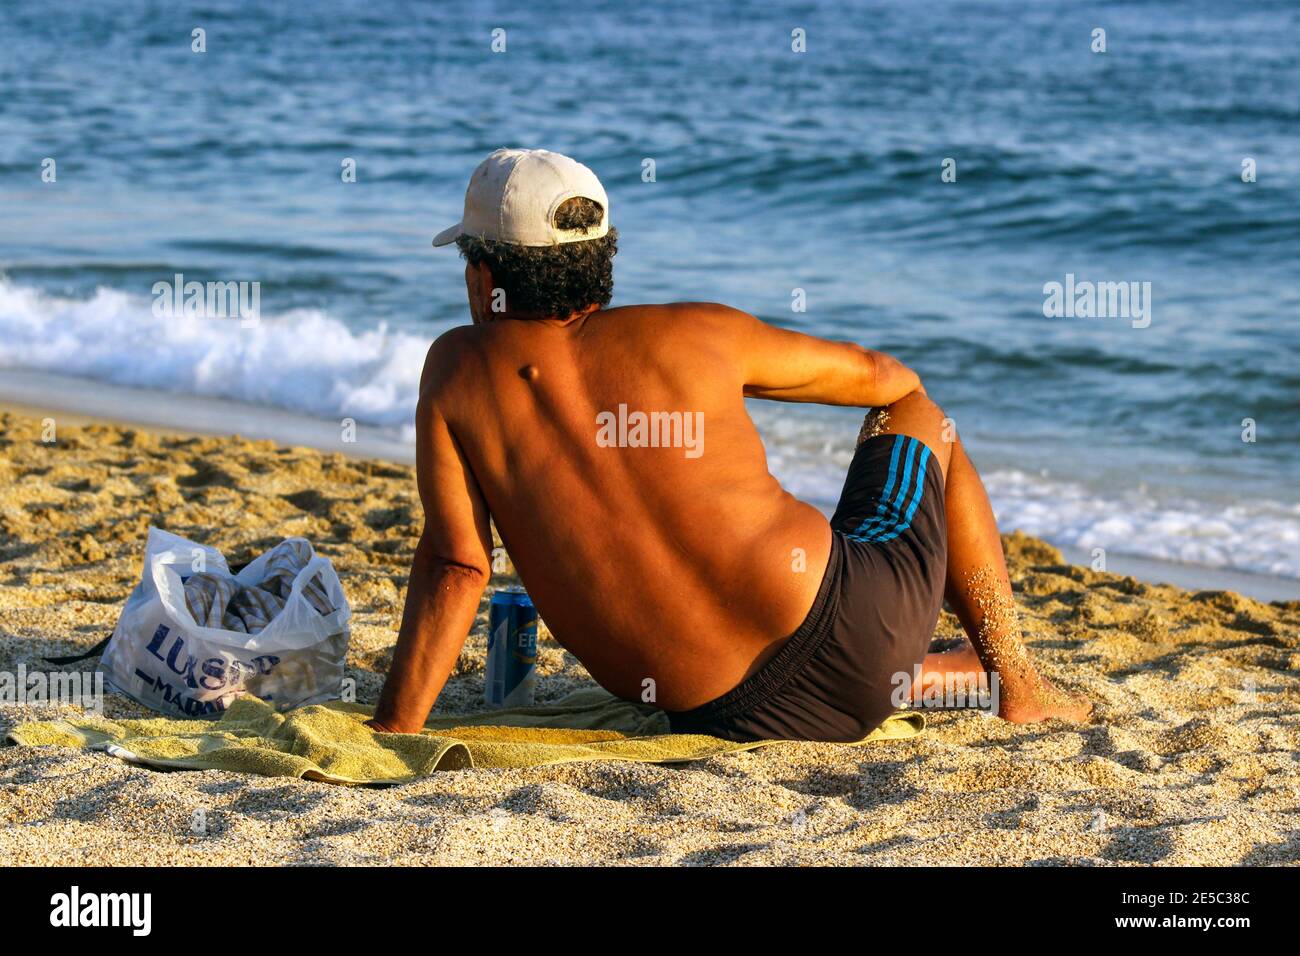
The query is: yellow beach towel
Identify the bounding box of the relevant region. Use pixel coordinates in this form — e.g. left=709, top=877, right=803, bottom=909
left=7, top=687, right=924, bottom=785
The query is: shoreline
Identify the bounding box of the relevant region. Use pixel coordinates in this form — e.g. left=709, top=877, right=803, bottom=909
left=4, top=368, right=1297, bottom=603
left=0, top=368, right=415, bottom=464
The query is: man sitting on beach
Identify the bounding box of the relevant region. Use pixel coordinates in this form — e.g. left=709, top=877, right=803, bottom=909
left=371, top=148, right=1091, bottom=740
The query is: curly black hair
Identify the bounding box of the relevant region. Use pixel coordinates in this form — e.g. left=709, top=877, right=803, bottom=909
left=456, top=197, right=618, bottom=317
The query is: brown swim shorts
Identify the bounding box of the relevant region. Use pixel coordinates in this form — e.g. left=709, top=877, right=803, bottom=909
left=666, top=432, right=947, bottom=742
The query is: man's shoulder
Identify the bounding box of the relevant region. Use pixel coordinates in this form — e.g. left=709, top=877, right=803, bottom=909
left=418, top=325, right=484, bottom=402
left=603, top=301, right=756, bottom=337
left=428, top=323, right=481, bottom=356
left=609, top=301, right=751, bottom=320
left=598, top=303, right=758, bottom=378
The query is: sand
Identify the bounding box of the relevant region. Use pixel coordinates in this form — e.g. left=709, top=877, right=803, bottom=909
left=1, top=409, right=1298, bottom=866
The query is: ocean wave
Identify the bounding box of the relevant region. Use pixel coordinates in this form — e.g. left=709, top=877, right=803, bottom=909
left=752, top=407, right=1300, bottom=582
left=983, top=469, right=1300, bottom=582
left=2, top=276, right=1296, bottom=583
left=0, top=278, right=429, bottom=429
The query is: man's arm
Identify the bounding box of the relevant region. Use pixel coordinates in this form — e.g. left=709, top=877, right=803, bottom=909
left=698, top=305, right=923, bottom=406
left=369, top=365, right=492, bottom=734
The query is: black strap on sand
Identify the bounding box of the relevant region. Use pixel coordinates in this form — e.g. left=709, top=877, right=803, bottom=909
left=42, top=633, right=112, bottom=666
left=39, top=559, right=252, bottom=666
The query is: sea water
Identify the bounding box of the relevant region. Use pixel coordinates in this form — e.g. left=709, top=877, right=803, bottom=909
left=1, top=0, right=1296, bottom=584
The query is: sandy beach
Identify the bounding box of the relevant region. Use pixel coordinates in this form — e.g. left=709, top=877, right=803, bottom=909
left=1, top=408, right=1298, bottom=866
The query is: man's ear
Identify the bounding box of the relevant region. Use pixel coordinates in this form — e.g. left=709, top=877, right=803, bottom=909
left=476, top=262, right=496, bottom=307
left=466, top=261, right=494, bottom=322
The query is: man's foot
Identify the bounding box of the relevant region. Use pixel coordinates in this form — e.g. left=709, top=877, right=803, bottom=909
left=916, top=640, right=1092, bottom=722
left=998, top=672, right=1093, bottom=723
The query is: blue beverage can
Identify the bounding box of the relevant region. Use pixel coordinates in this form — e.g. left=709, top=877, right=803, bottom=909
left=485, top=585, right=538, bottom=707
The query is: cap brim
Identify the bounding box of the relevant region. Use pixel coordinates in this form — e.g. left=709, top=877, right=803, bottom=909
left=431, top=222, right=463, bottom=247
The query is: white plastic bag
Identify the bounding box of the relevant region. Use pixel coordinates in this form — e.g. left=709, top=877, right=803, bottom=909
left=101, top=528, right=351, bottom=717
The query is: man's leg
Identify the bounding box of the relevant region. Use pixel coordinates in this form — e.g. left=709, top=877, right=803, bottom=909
left=863, top=392, right=1091, bottom=722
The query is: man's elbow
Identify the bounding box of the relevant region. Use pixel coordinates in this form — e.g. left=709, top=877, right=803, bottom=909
left=413, top=539, right=490, bottom=590
left=421, top=559, right=490, bottom=604
left=429, top=558, right=490, bottom=591
left=862, top=349, right=923, bottom=405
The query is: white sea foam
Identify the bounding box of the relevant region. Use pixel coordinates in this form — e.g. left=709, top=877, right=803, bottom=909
left=751, top=405, right=1300, bottom=582
left=0, top=278, right=428, bottom=431
left=2, top=278, right=1296, bottom=582
left=981, top=469, right=1300, bottom=581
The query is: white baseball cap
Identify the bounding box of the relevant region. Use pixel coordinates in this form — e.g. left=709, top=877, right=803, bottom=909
left=432, top=148, right=610, bottom=248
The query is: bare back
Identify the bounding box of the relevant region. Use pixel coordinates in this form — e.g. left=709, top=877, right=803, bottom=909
left=429, top=303, right=832, bottom=708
